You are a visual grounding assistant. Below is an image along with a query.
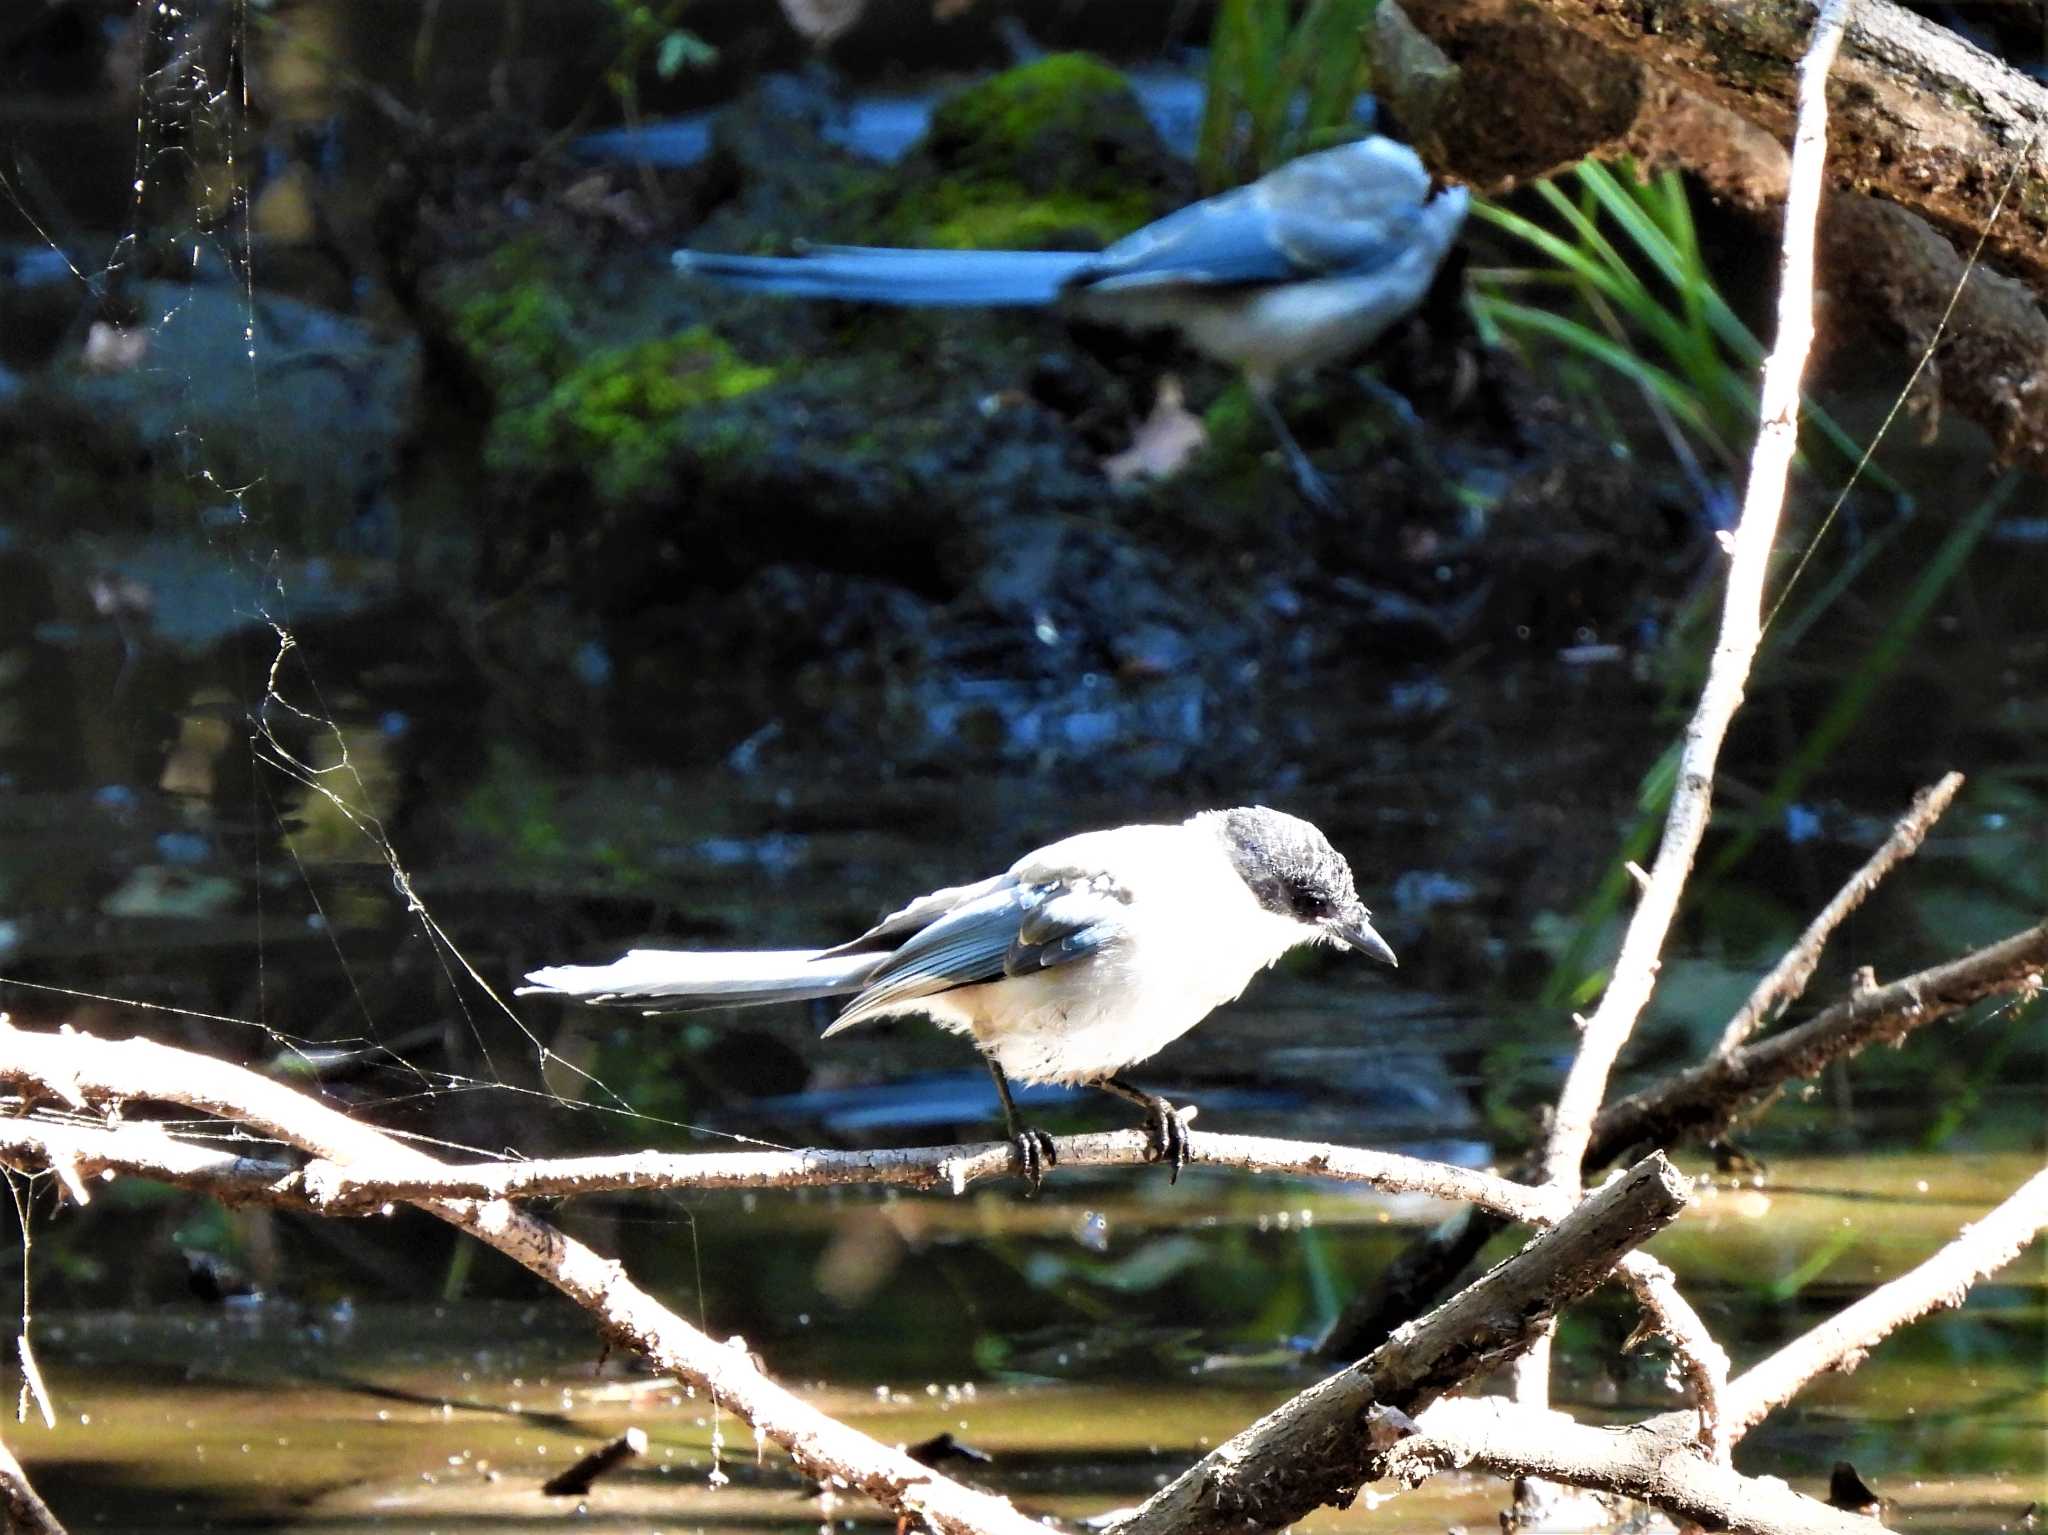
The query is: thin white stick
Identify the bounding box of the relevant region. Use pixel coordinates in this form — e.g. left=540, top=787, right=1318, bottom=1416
left=296, top=1132, right=1564, bottom=1221
left=1538, top=0, right=1856, bottom=1193
left=1520, top=0, right=1856, bottom=1433
left=1615, top=1251, right=1732, bottom=1462
left=1394, top=1398, right=1888, bottom=1535
left=1715, top=772, right=1963, bottom=1055
left=0, top=1119, right=1565, bottom=1225
left=1725, top=1163, right=2048, bottom=1440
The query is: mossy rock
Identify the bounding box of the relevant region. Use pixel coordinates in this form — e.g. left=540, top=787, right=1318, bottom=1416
left=490, top=327, right=778, bottom=503
left=878, top=53, right=1190, bottom=250
left=445, top=239, right=582, bottom=409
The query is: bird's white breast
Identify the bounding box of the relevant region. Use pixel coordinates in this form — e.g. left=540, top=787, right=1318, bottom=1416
left=916, top=824, right=1308, bottom=1085
left=1180, top=266, right=1429, bottom=379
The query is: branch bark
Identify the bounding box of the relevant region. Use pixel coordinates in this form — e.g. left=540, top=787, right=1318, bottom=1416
left=295, top=1131, right=1563, bottom=1222
left=1409, top=0, right=2048, bottom=288
left=0, top=1429, right=68, bottom=1535
left=1316, top=915, right=2048, bottom=1359
left=1388, top=1398, right=1889, bottom=1535
left=1106, top=1154, right=1691, bottom=1535
left=1724, top=1162, right=2048, bottom=1441
left=1715, top=772, right=1963, bottom=1054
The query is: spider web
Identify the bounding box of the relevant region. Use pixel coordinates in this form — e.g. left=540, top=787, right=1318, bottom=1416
left=0, top=0, right=755, bottom=1183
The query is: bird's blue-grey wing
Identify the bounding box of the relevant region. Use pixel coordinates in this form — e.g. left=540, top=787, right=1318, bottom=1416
left=1069, top=184, right=1301, bottom=292
left=819, top=871, right=1019, bottom=957
left=822, top=878, right=1126, bottom=1032
left=1069, top=137, right=1443, bottom=294
left=1256, top=138, right=1464, bottom=273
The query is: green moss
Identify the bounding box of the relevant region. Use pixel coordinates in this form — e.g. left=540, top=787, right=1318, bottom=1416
left=490, top=326, right=778, bottom=501
left=895, top=185, right=1157, bottom=252
left=1201, top=380, right=1261, bottom=458
left=444, top=239, right=580, bottom=404
left=923, top=53, right=1139, bottom=179
left=876, top=52, right=1178, bottom=251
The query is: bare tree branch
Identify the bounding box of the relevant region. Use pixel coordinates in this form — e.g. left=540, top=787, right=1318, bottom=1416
left=1406, top=0, right=2048, bottom=288
left=296, top=1132, right=1564, bottom=1221
left=1716, top=773, right=1964, bottom=1054
left=0, top=1119, right=301, bottom=1206
left=1614, top=1252, right=1732, bottom=1463
left=1594, top=920, right=2048, bottom=1160
left=1510, top=0, right=1854, bottom=1450
left=1105, top=1155, right=1692, bottom=1535
left=0, top=1429, right=68, bottom=1535
left=1387, top=1398, right=1890, bottom=1535
left=0, top=1021, right=1045, bottom=1535
left=0, top=1115, right=1564, bottom=1227
left=1318, top=917, right=2048, bottom=1359
left=1537, top=0, right=1851, bottom=1196
left=1725, top=1163, right=2048, bottom=1441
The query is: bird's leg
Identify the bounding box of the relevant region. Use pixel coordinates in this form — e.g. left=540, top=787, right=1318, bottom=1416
left=1251, top=383, right=1339, bottom=513
left=1354, top=370, right=1442, bottom=479
left=1100, top=1076, right=1192, bottom=1183
left=985, top=1057, right=1057, bottom=1195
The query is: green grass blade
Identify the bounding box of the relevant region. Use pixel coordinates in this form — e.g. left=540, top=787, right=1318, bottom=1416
left=1473, top=201, right=1641, bottom=309
left=1475, top=295, right=1731, bottom=451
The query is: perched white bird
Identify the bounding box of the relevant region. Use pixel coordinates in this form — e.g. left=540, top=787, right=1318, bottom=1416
left=523, top=807, right=1395, bottom=1189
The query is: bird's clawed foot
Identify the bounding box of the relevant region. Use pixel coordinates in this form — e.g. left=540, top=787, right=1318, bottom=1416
left=1013, top=1126, right=1059, bottom=1196
left=989, top=1058, right=1059, bottom=1195
left=1141, top=1097, right=1193, bottom=1183
left=1252, top=387, right=1341, bottom=513
left=1103, top=1076, right=1194, bottom=1183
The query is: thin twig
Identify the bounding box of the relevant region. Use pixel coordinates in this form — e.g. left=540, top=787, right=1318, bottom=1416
left=1317, top=917, right=2048, bottom=1359
left=1386, top=1398, right=1889, bottom=1535
left=542, top=1426, right=649, bottom=1496
left=1538, top=0, right=1856, bottom=1194
left=1716, top=772, right=1965, bottom=1054
left=1518, top=0, right=1853, bottom=1437
left=1593, top=919, right=2048, bottom=1160
left=1724, top=1163, right=2048, bottom=1441
left=0, top=1120, right=301, bottom=1206
left=1614, top=1251, right=1732, bottom=1462
left=0, top=1429, right=68, bottom=1535
left=297, top=1132, right=1564, bottom=1223
left=0, top=1117, right=1565, bottom=1226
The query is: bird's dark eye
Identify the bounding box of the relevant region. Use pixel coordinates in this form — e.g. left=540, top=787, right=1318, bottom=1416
left=1288, top=884, right=1329, bottom=921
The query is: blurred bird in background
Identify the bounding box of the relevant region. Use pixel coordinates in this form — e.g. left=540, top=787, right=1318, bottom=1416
left=674, top=136, right=1468, bottom=508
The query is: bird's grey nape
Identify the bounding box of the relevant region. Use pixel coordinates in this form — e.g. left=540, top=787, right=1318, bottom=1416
left=1205, top=806, right=1361, bottom=924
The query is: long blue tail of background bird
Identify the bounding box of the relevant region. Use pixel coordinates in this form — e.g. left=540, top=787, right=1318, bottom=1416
left=674, top=246, right=1092, bottom=307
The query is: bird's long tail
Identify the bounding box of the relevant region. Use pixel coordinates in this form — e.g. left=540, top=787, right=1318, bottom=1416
left=519, top=949, right=880, bottom=1012
left=674, top=246, right=1091, bottom=308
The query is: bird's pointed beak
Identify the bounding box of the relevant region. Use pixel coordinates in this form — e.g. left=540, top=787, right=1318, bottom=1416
left=1330, top=913, right=1397, bottom=967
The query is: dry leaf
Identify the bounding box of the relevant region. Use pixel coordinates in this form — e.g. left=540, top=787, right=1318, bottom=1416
left=1103, top=375, right=1209, bottom=486
left=779, top=0, right=865, bottom=44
